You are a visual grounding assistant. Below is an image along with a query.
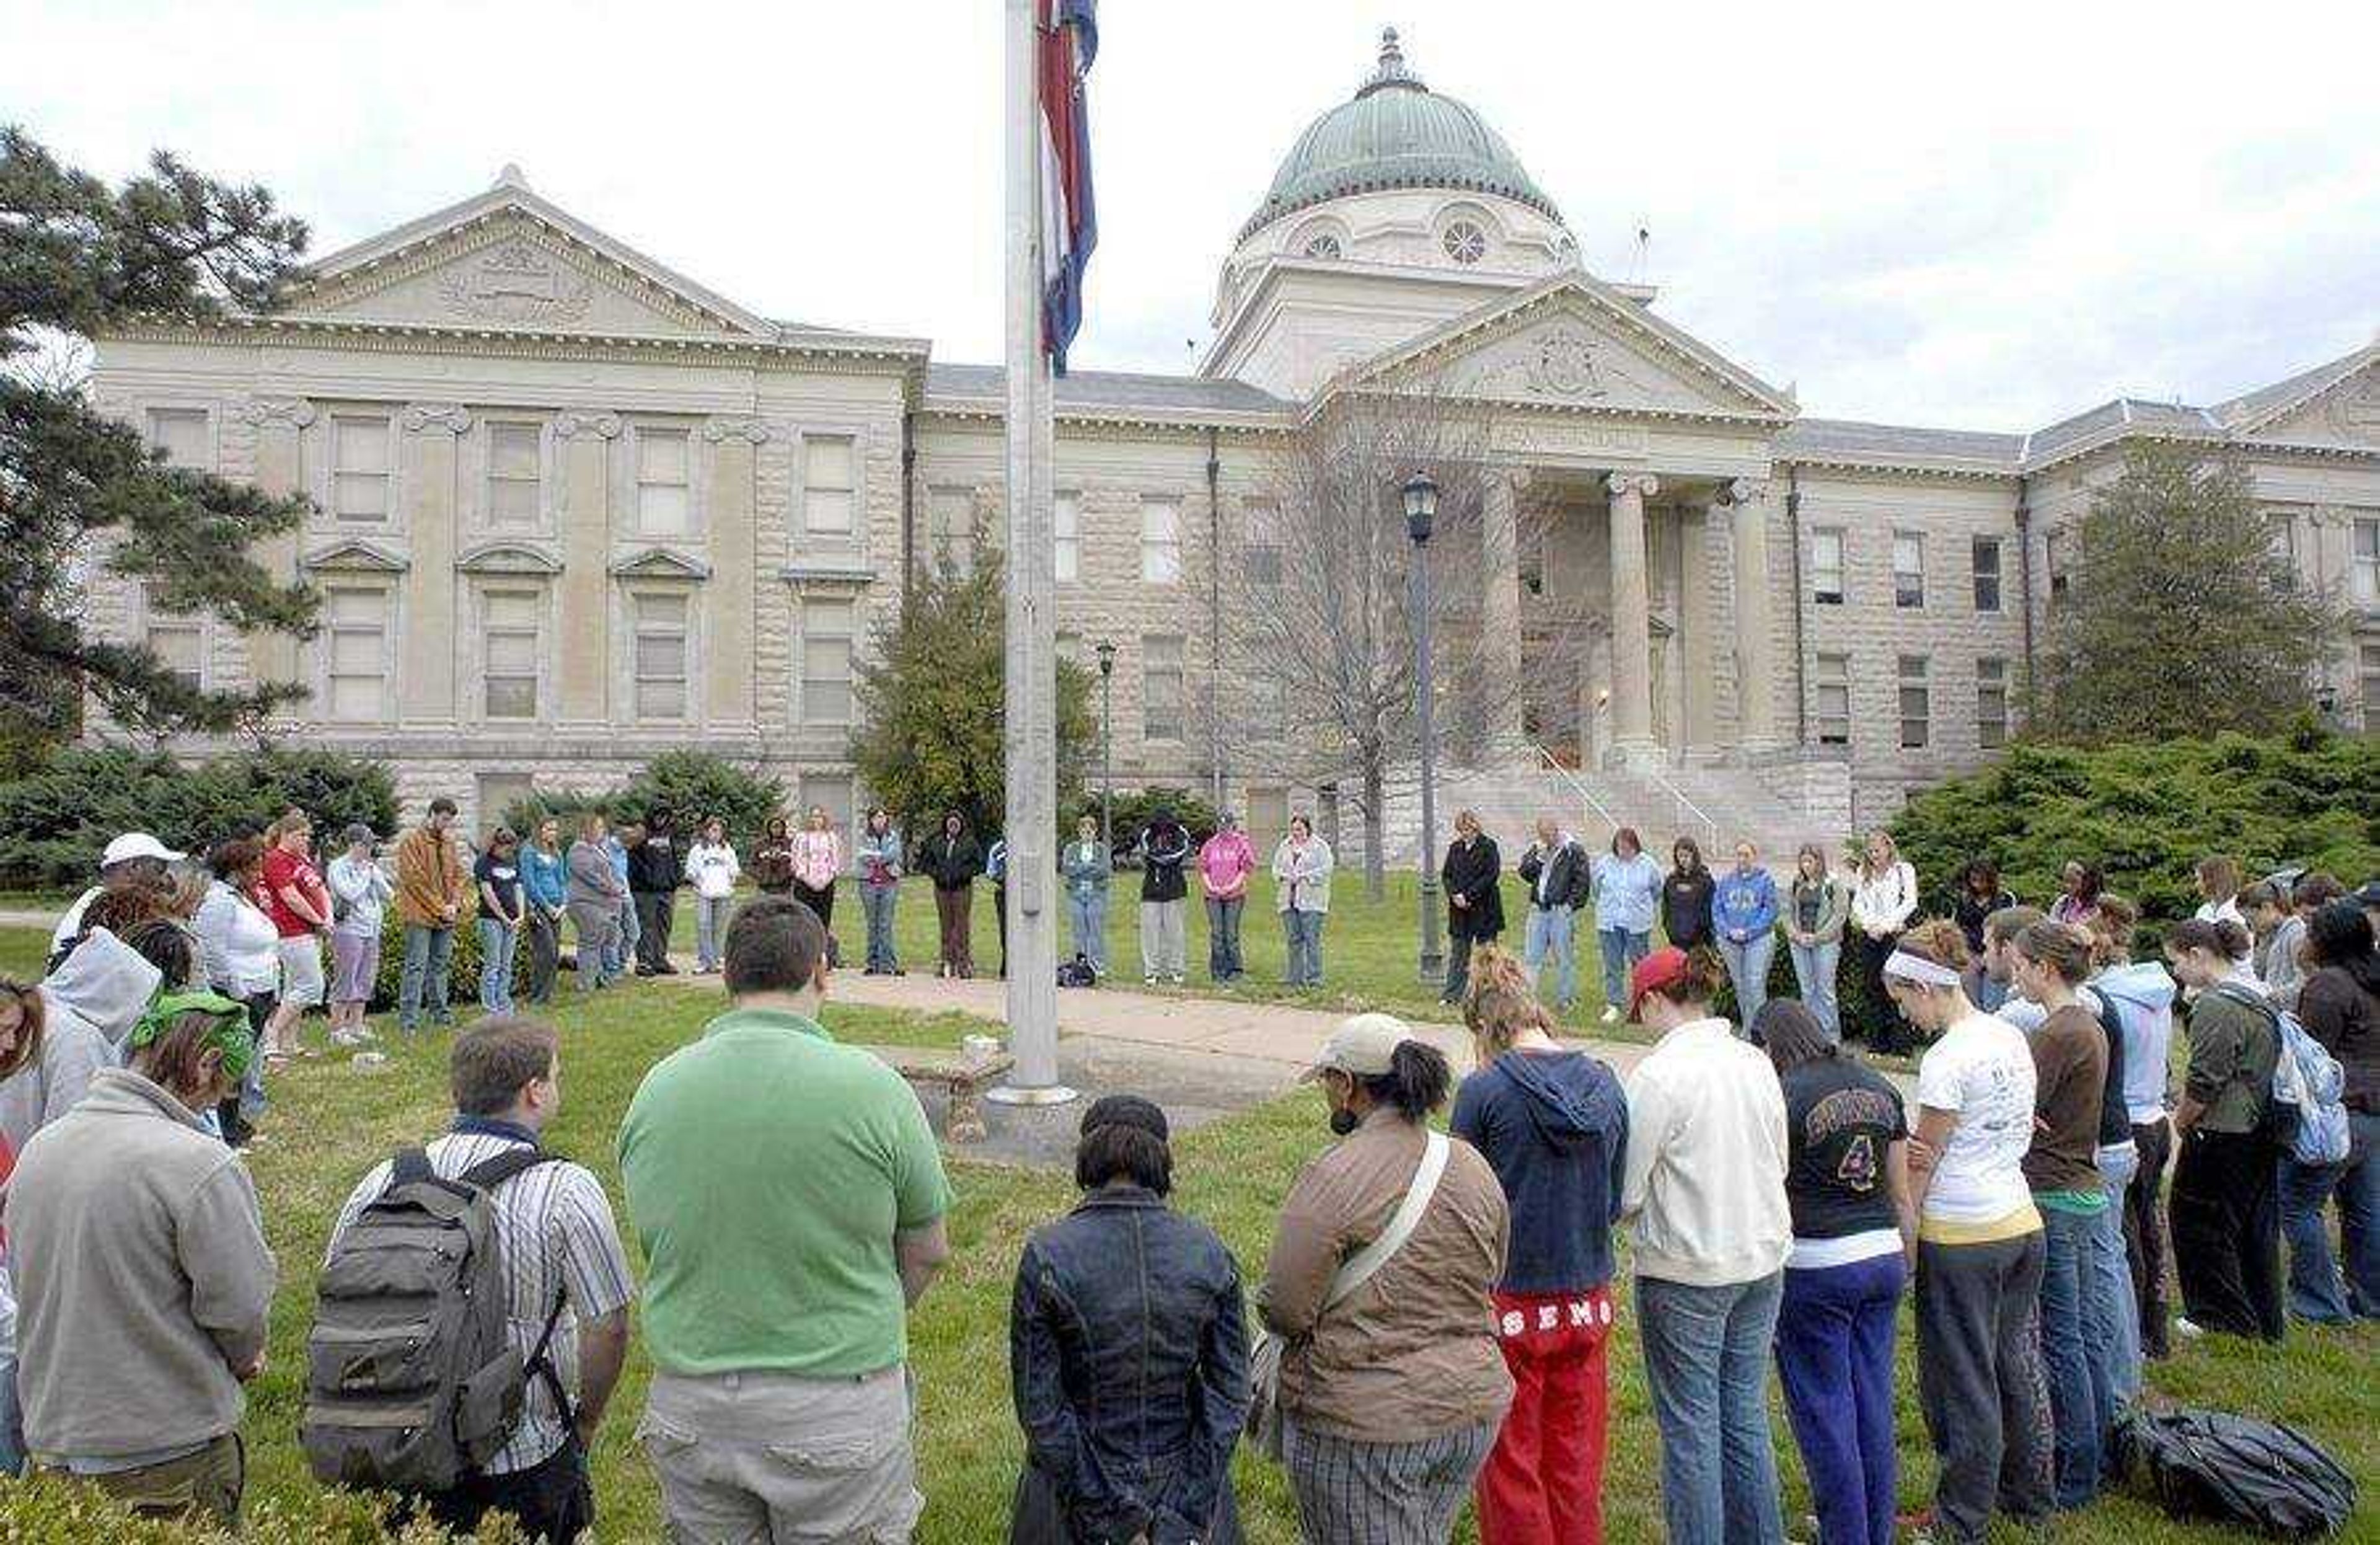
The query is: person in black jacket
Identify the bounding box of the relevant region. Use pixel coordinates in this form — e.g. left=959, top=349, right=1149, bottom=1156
left=919, top=812, right=983, bottom=978
left=625, top=813, right=685, bottom=976
left=1660, top=837, right=1715, bottom=952
left=1441, top=810, right=1505, bottom=1004
left=1139, top=810, right=1191, bottom=986
left=1517, top=817, right=1593, bottom=1012
left=1008, top=1095, right=1250, bottom=1545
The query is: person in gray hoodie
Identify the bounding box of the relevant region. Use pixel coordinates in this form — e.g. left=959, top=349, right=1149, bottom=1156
left=2082, top=906, right=2180, bottom=1361
left=564, top=813, right=627, bottom=994
left=0, top=926, right=161, bottom=1156
left=9, top=989, right=275, bottom=1528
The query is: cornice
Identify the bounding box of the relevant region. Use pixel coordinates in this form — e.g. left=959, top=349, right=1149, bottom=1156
left=100, top=316, right=928, bottom=378
left=915, top=399, right=1297, bottom=441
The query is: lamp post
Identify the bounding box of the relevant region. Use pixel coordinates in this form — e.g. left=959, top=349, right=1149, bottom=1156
left=1403, top=471, right=1445, bottom=985
left=1095, top=640, right=1116, bottom=852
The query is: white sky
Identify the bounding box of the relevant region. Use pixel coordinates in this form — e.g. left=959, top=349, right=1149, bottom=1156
left=6, top=0, right=2376, bottom=430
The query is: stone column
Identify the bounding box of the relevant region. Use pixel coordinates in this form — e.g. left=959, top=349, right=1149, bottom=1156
left=1677, top=502, right=1717, bottom=750
left=1724, top=477, right=1779, bottom=750
left=703, top=416, right=766, bottom=732
left=399, top=404, right=468, bottom=725
left=1479, top=468, right=1527, bottom=753
left=1605, top=472, right=1659, bottom=765
left=240, top=397, right=315, bottom=694
left=553, top=411, right=620, bottom=725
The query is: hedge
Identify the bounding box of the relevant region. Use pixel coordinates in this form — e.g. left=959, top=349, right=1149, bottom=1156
left=0, top=1469, right=527, bottom=1540
left=499, top=750, right=783, bottom=848
left=1073, top=786, right=1223, bottom=862
left=363, top=905, right=531, bottom=1014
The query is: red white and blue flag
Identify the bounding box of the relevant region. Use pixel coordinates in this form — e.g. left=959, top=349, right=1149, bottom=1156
left=1038, top=0, right=1097, bottom=376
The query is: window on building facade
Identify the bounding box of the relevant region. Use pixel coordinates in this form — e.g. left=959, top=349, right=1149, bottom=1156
left=1140, top=497, right=1182, bottom=585
left=802, top=774, right=854, bottom=837
left=1518, top=521, right=1545, bottom=595
left=928, top=489, right=974, bottom=576
left=332, top=414, right=392, bottom=522
left=1971, top=536, right=2003, bottom=613
left=1814, top=653, right=1850, bottom=745
left=632, top=591, right=690, bottom=720
left=325, top=587, right=390, bottom=722
left=144, top=587, right=202, bottom=693
left=1810, top=529, right=1844, bottom=605
left=1898, top=655, right=1931, bottom=749
left=486, top=422, right=542, bottom=528
left=1054, top=493, right=1080, bottom=582
left=2362, top=642, right=2380, bottom=724
left=1442, top=219, right=1486, bottom=264
left=635, top=428, right=692, bottom=538
left=1245, top=498, right=1282, bottom=587
left=2047, top=529, right=2071, bottom=603
left=147, top=408, right=208, bottom=471
left=1142, top=634, right=1184, bottom=740
left=2266, top=511, right=2298, bottom=587
left=1893, top=531, right=1926, bottom=609
left=804, top=435, right=856, bottom=535
left=1977, top=656, right=2009, bottom=750
left=2355, top=518, right=2380, bottom=608
left=800, top=598, right=856, bottom=725
left=482, top=588, right=540, bottom=720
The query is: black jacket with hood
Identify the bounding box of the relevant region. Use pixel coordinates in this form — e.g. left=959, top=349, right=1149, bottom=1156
left=920, top=817, right=984, bottom=891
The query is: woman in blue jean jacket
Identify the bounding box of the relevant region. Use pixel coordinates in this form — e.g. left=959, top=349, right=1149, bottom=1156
left=1714, top=842, right=1781, bottom=1028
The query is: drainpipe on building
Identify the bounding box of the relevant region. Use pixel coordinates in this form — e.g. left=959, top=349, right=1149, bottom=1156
left=899, top=415, right=919, bottom=615
left=1785, top=464, right=1807, bottom=744
left=2014, top=477, right=2035, bottom=702
left=1205, top=425, right=1225, bottom=812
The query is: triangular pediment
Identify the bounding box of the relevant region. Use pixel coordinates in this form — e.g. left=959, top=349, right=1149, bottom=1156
left=2234, top=348, right=2380, bottom=449
left=1324, top=274, right=1795, bottom=422
left=284, top=174, right=769, bottom=339
left=302, top=539, right=410, bottom=574
left=608, top=547, right=712, bottom=581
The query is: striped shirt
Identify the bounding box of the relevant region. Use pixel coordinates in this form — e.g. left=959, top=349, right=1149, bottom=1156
left=329, top=1123, right=635, bottom=1475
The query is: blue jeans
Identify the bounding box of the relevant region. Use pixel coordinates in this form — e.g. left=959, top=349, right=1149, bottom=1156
left=694, top=895, right=732, bottom=971
left=2092, top=1144, right=2143, bottom=1409
left=2280, top=1107, right=2379, bottom=1322
left=1206, top=895, right=1245, bottom=980
left=1776, top=1252, right=1905, bottom=1545
left=1598, top=927, right=1651, bottom=1014
left=1523, top=904, right=1578, bottom=1007
left=1067, top=890, right=1107, bottom=973
left=399, top=924, right=456, bottom=1032
left=1789, top=939, right=1842, bottom=1040
left=2038, top=1203, right=2116, bottom=1508
left=1636, top=1271, right=1786, bottom=1545
left=609, top=895, right=637, bottom=977
left=863, top=883, right=902, bottom=973
left=1720, top=932, right=1776, bottom=1030
left=476, top=917, right=516, bottom=1015
left=1283, top=910, right=1324, bottom=986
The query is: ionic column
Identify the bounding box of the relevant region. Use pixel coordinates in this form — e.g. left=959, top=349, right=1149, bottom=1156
left=239, top=397, right=314, bottom=694
left=399, top=404, right=469, bottom=725
left=1606, top=472, right=1658, bottom=765
left=553, top=411, right=620, bottom=725
left=1724, top=477, right=1779, bottom=750
left=703, top=416, right=767, bottom=732
left=1479, top=467, right=1527, bottom=752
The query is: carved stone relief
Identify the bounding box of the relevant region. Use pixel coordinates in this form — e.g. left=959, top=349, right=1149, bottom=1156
left=438, top=237, right=596, bottom=327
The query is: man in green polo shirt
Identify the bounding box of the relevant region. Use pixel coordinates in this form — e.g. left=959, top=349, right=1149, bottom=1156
left=620, top=894, right=951, bottom=1541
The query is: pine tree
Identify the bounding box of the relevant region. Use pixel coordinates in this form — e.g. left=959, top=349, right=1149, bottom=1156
left=2030, top=440, right=2348, bottom=744
left=1, top=128, right=317, bottom=771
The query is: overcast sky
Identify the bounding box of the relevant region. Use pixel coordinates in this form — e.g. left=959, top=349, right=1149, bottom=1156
left=6, top=0, right=2375, bottom=430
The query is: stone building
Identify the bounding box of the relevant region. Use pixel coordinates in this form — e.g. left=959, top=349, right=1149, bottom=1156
left=89, top=30, right=2380, bottom=851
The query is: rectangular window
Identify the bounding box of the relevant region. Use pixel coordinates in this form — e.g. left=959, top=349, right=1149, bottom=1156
left=636, top=428, right=692, bottom=537
left=801, top=598, right=856, bottom=725
left=486, top=422, right=542, bottom=527
left=1893, top=531, right=1926, bottom=609
left=1977, top=656, right=2008, bottom=750
left=632, top=591, right=690, bottom=720
left=1898, top=654, right=1931, bottom=749
left=1140, top=497, right=1183, bottom=585
left=147, top=408, right=209, bottom=470
left=144, top=587, right=201, bottom=693
left=1810, top=529, right=1844, bottom=606
left=2355, top=518, right=2380, bottom=607
left=1054, top=493, right=1080, bottom=583
left=1245, top=498, right=1282, bottom=587
left=1971, top=536, right=2003, bottom=613
left=332, top=414, right=392, bottom=523
left=804, top=435, right=856, bottom=535
left=325, top=587, right=389, bottom=722
left=928, top=489, right=974, bottom=575
left=1815, top=653, right=1850, bottom=745
left=1142, top=634, right=1184, bottom=740
left=2362, top=642, right=2380, bottom=722
left=2047, top=529, right=2071, bottom=603
left=482, top=589, right=540, bottom=720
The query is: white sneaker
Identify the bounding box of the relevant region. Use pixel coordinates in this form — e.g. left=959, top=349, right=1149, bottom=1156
left=2174, top=1316, right=2206, bottom=1341
left=1144, top=974, right=1158, bottom=986
left=1600, top=1005, right=1620, bottom=1024
left=328, top=1028, right=364, bottom=1047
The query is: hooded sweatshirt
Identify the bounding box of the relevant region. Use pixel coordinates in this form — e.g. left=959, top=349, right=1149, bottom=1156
left=2091, top=960, right=2178, bottom=1125
left=1712, top=865, right=1779, bottom=942
left=1452, top=1049, right=1629, bottom=1293
left=1, top=929, right=161, bottom=1154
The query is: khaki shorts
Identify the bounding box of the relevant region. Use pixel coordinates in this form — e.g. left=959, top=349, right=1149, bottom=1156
left=37, top=1431, right=244, bottom=1531
left=277, top=936, right=325, bottom=1007
left=637, top=1365, right=920, bottom=1544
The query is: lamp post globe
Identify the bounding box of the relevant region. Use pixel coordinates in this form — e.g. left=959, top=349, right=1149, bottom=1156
left=1403, top=471, right=1438, bottom=544
left=1404, top=469, right=1445, bottom=983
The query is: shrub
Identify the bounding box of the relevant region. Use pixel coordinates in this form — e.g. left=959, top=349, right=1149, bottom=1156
left=496, top=753, right=783, bottom=849
left=0, top=1468, right=526, bottom=1539
left=365, top=904, right=529, bottom=1014
left=1709, top=938, right=1899, bottom=1050
left=1077, top=786, right=1222, bottom=862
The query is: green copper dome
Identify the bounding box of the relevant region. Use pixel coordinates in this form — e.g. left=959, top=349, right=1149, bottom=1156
left=1240, top=29, right=1562, bottom=245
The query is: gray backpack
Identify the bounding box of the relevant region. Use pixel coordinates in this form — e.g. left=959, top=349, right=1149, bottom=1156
left=301, top=1146, right=565, bottom=1493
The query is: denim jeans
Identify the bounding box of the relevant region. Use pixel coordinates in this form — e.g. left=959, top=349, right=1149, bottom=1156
left=863, top=883, right=902, bottom=973
left=1636, top=1271, right=1786, bottom=1545
left=476, top=916, right=516, bottom=1015
left=1067, top=891, right=1106, bottom=973
left=694, top=894, right=733, bottom=971
left=609, top=895, right=638, bottom=976
left=1789, top=939, right=1842, bottom=1040
left=2091, top=1143, right=2143, bottom=1409
left=1206, top=895, right=1245, bottom=980
left=398, top=923, right=455, bottom=1032
left=1719, top=932, right=1776, bottom=1030
left=2038, top=1203, right=2116, bottom=1508
left=1598, top=927, right=1651, bottom=1014
left=1523, top=904, right=1578, bottom=1007
left=1283, top=910, right=1324, bottom=986
left=2280, top=1107, right=2379, bottom=1322
left=1775, top=1253, right=1905, bottom=1545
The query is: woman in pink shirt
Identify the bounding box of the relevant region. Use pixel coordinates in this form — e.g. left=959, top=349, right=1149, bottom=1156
left=1197, top=813, right=1258, bottom=984
left=790, top=806, right=845, bottom=950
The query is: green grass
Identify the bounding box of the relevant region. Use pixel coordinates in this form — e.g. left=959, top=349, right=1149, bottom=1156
left=0, top=923, right=2371, bottom=1542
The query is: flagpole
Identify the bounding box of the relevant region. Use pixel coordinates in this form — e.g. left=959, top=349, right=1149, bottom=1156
left=990, top=0, right=1072, bottom=1108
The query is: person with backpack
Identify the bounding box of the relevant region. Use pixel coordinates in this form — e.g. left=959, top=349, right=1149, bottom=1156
left=2164, top=918, right=2285, bottom=1342
left=314, top=1016, right=633, bottom=1543
left=2278, top=901, right=2378, bottom=1323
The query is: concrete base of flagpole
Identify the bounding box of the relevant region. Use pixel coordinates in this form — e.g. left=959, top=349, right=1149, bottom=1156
left=985, top=1082, right=1081, bottom=1107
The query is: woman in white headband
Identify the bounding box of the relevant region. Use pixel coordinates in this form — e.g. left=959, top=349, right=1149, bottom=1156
left=1887, top=918, right=2053, bottom=1545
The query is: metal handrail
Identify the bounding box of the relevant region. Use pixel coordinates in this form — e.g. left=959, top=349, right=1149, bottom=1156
left=1530, top=743, right=1620, bottom=839
left=1647, top=766, right=1721, bottom=850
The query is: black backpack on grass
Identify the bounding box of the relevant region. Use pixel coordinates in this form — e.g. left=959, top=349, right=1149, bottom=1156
left=2118, top=1407, right=2356, bottom=1537
left=301, top=1146, right=566, bottom=1492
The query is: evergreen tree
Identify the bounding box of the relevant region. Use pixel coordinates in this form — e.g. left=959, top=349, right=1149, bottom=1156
left=2030, top=441, right=2347, bottom=744
left=1, top=128, right=317, bottom=770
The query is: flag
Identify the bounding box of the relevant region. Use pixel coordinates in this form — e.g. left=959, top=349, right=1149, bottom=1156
left=1038, top=0, right=1097, bottom=375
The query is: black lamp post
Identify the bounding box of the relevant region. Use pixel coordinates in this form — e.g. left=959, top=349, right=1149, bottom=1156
left=1094, top=640, right=1116, bottom=852
left=1403, top=471, right=1445, bottom=984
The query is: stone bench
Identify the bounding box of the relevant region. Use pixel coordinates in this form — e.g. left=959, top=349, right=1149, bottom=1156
left=855, top=1043, right=1014, bottom=1144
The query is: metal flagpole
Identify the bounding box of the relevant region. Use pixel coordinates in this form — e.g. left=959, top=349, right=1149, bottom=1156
left=990, top=0, right=1072, bottom=1107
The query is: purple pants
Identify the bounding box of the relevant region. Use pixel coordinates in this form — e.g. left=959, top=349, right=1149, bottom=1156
left=330, top=927, right=381, bottom=1004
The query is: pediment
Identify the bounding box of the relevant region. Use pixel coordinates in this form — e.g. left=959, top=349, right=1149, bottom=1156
left=2244, top=360, right=2380, bottom=448
left=609, top=547, right=712, bottom=581
left=457, top=541, right=563, bottom=576
left=302, top=539, right=410, bottom=574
